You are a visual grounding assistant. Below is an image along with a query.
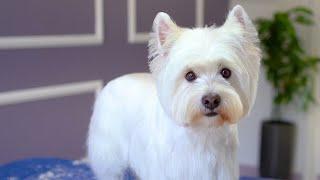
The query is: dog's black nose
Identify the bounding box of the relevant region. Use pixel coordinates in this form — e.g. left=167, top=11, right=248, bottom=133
left=201, top=94, right=221, bottom=110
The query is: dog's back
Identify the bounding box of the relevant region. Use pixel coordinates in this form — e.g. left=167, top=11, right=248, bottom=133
left=87, top=73, right=157, bottom=180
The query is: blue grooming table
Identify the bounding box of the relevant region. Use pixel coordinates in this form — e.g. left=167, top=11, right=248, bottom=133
left=0, top=158, right=262, bottom=179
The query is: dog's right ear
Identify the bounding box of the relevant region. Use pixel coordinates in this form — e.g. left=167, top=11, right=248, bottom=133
left=149, top=12, right=181, bottom=60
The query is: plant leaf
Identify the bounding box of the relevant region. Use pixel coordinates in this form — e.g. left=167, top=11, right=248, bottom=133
left=289, top=6, right=313, bottom=15
left=295, top=15, right=314, bottom=25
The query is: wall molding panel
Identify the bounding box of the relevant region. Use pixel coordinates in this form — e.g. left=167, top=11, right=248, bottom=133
left=0, top=80, right=103, bottom=106
left=0, top=0, right=104, bottom=49
left=127, top=0, right=205, bottom=43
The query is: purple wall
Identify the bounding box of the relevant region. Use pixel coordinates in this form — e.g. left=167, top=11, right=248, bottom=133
left=0, top=0, right=229, bottom=164
left=0, top=0, right=94, bottom=36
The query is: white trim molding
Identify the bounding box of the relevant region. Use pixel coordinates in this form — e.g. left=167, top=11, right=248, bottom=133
left=0, top=0, right=104, bottom=49
left=127, top=0, right=205, bottom=43
left=0, top=80, right=104, bottom=106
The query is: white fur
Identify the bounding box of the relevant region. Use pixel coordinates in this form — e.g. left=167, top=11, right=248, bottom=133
left=87, top=5, right=261, bottom=180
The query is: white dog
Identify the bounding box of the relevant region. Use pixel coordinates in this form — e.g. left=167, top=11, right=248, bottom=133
left=88, top=5, right=261, bottom=180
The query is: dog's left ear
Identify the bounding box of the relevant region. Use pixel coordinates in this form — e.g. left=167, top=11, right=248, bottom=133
left=224, top=5, right=261, bottom=116
left=223, top=5, right=257, bottom=38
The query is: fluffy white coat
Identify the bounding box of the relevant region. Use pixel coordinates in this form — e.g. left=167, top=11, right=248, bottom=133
left=88, top=5, right=261, bottom=180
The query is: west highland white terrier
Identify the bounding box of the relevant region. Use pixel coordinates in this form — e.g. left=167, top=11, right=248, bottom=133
left=88, top=5, right=261, bottom=180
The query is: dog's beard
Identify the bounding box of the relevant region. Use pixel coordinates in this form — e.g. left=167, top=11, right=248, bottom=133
left=171, top=85, right=243, bottom=128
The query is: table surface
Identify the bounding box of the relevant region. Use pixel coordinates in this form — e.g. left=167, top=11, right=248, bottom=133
left=0, top=158, right=264, bottom=180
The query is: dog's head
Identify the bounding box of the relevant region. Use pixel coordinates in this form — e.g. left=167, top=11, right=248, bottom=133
left=148, top=5, right=261, bottom=127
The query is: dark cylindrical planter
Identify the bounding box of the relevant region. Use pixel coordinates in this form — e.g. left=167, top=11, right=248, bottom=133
left=259, top=120, right=296, bottom=179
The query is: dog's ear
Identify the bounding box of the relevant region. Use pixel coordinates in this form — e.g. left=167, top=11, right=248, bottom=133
left=223, top=5, right=257, bottom=38
left=149, top=12, right=181, bottom=59
left=223, top=5, right=261, bottom=115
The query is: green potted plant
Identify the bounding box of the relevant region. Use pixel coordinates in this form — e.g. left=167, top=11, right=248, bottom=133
left=255, top=6, right=320, bottom=179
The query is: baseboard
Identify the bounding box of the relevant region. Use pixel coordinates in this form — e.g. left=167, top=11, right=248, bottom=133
left=240, top=165, right=302, bottom=180
left=240, top=165, right=258, bottom=177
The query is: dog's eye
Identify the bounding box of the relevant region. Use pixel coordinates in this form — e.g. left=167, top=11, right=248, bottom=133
left=185, top=71, right=197, bottom=82
left=220, top=68, right=232, bottom=79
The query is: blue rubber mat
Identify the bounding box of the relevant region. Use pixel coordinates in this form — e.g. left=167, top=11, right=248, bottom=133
left=0, top=158, right=96, bottom=180
left=0, top=157, right=262, bottom=180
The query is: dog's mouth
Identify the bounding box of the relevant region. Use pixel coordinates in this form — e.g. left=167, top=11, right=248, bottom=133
left=205, top=111, right=218, bottom=117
